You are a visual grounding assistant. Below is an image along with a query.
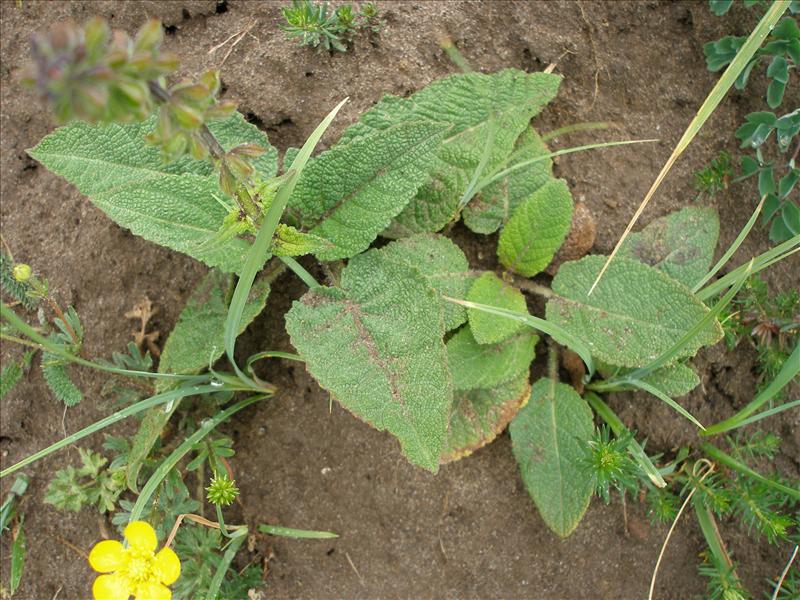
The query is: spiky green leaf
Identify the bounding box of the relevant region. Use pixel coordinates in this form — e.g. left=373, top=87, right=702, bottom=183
left=42, top=356, right=82, bottom=407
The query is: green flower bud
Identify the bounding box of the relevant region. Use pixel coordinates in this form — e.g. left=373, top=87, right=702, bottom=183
left=12, top=263, right=32, bottom=282
left=206, top=473, right=239, bottom=506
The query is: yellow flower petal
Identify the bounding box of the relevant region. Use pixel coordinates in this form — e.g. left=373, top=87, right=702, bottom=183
left=134, top=581, right=171, bottom=600
left=124, top=521, right=158, bottom=553
left=92, top=573, right=131, bottom=600
left=153, top=547, right=181, bottom=585
left=88, top=540, right=127, bottom=573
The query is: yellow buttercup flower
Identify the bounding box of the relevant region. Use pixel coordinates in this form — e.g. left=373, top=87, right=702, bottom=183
left=88, top=521, right=180, bottom=600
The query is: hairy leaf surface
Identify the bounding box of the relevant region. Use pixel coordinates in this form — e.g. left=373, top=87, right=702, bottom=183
left=447, top=326, right=538, bottom=391
left=617, top=206, right=720, bottom=287
left=442, top=374, right=531, bottom=464
left=375, top=234, right=471, bottom=331
left=545, top=256, right=723, bottom=368
left=336, top=69, right=561, bottom=235
left=286, top=122, right=448, bottom=260
left=285, top=249, right=452, bottom=472
left=497, top=179, right=574, bottom=277
left=510, top=378, right=594, bottom=538
left=463, top=128, right=554, bottom=234
left=466, top=273, right=528, bottom=344
left=28, top=114, right=278, bottom=272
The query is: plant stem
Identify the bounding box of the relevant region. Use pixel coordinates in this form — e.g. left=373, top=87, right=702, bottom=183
left=147, top=81, right=226, bottom=159
left=700, top=443, right=800, bottom=501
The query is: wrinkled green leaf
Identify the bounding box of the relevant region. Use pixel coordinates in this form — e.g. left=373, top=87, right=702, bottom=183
left=617, top=206, right=720, bottom=288
left=442, top=374, right=531, bottom=464
left=126, top=267, right=275, bottom=492
left=286, top=248, right=452, bottom=472
left=28, top=113, right=278, bottom=273
left=463, top=127, right=554, bottom=234
left=510, top=378, right=594, bottom=537
left=447, top=326, right=538, bottom=391
left=546, top=256, right=723, bottom=368
left=337, top=69, right=561, bottom=236
left=374, top=234, right=471, bottom=331
left=497, top=179, right=574, bottom=277
left=286, top=121, right=448, bottom=260
left=466, top=272, right=527, bottom=344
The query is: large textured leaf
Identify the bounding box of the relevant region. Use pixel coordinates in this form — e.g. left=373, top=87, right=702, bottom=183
left=466, top=272, right=528, bottom=344
left=336, top=69, right=561, bottom=236
left=463, top=127, right=554, bottom=234
left=285, top=249, right=452, bottom=472
left=375, top=234, right=470, bottom=331
left=126, top=266, right=277, bottom=491
left=617, top=206, right=720, bottom=287
left=497, top=178, right=574, bottom=277
left=545, top=256, right=724, bottom=368
left=447, top=326, right=538, bottom=391
left=286, top=122, right=447, bottom=260
left=510, top=378, right=594, bottom=538
left=28, top=113, right=278, bottom=272
left=442, top=374, right=531, bottom=464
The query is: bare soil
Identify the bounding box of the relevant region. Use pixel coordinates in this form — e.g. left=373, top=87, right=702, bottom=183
left=1, top=1, right=798, bottom=599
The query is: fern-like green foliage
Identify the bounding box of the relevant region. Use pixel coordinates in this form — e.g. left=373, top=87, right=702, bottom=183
left=0, top=252, right=35, bottom=310
left=41, top=306, right=84, bottom=406
left=44, top=448, right=125, bottom=513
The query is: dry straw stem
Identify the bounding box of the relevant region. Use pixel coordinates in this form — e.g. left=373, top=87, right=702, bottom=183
left=589, top=0, right=791, bottom=295
left=648, top=460, right=715, bottom=600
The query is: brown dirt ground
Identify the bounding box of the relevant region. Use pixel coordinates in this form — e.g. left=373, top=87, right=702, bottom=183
left=1, top=1, right=798, bottom=599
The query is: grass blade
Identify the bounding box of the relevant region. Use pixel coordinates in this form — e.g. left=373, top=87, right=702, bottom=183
left=728, top=399, right=800, bottom=430
left=224, top=98, right=348, bottom=375
left=258, top=524, right=339, bottom=539
left=0, top=384, right=217, bottom=479
left=204, top=527, right=248, bottom=600
left=625, top=378, right=705, bottom=430
left=691, top=194, right=766, bottom=293
left=697, top=235, right=799, bottom=301
left=701, top=442, right=800, bottom=501
left=474, top=139, right=657, bottom=193
left=702, top=343, right=800, bottom=436
left=128, top=395, right=264, bottom=523
left=589, top=0, right=791, bottom=295
left=445, top=297, right=594, bottom=376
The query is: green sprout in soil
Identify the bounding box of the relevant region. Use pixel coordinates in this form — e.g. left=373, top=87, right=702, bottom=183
left=280, top=0, right=384, bottom=52
left=1, top=4, right=799, bottom=599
